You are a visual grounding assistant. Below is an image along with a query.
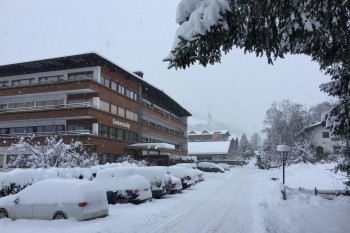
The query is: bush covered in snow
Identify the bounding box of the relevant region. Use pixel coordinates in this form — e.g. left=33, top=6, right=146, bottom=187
left=6, top=136, right=99, bottom=169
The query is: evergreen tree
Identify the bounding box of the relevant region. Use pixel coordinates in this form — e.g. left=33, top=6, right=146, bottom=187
left=239, top=133, right=250, bottom=152
left=166, top=0, right=349, bottom=140
left=250, top=133, right=262, bottom=151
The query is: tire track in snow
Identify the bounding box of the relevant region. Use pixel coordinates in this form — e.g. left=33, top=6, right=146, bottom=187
left=144, top=168, right=256, bottom=233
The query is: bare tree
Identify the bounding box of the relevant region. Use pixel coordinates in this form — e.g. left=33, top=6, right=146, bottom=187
left=263, top=100, right=305, bottom=154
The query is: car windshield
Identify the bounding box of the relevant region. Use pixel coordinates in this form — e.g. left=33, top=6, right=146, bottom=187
left=0, top=0, right=349, bottom=232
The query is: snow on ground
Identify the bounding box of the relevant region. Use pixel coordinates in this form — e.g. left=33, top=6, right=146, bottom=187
left=1, top=161, right=349, bottom=233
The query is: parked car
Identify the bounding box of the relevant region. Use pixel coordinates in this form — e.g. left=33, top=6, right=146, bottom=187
left=0, top=178, right=108, bottom=220
left=94, top=172, right=152, bottom=204
left=217, top=163, right=230, bottom=171
left=94, top=167, right=167, bottom=199
left=197, top=162, right=225, bottom=173
left=193, top=169, right=205, bottom=182
left=168, top=175, right=183, bottom=194
left=167, top=166, right=196, bottom=189
left=174, top=163, right=197, bottom=169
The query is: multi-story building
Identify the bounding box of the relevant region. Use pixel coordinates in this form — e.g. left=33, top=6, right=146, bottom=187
left=0, top=53, right=191, bottom=168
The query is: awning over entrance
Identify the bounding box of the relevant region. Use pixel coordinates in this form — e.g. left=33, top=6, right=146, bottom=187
left=127, top=143, right=175, bottom=152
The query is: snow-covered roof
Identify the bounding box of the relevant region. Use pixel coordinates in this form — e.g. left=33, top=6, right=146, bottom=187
left=188, top=141, right=230, bottom=155
left=188, top=129, right=230, bottom=136
left=298, top=122, right=323, bottom=136
left=127, top=143, right=175, bottom=150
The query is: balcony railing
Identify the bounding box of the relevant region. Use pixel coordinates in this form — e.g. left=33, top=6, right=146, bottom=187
left=0, top=130, right=95, bottom=138
left=0, top=102, right=96, bottom=114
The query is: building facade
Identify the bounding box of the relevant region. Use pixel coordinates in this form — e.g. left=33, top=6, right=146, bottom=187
left=0, top=53, right=191, bottom=167
left=299, top=122, right=344, bottom=156
left=188, top=130, right=230, bottom=142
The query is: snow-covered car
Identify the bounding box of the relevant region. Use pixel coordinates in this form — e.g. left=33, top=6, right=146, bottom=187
left=193, top=169, right=204, bottom=182
left=94, top=172, right=152, bottom=204
left=0, top=178, right=108, bottom=220
left=217, top=163, right=230, bottom=171
left=168, top=175, right=182, bottom=193
left=173, top=163, right=197, bottom=169
left=95, top=167, right=167, bottom=199
left=197, top=162, right=225, bottom=173
left=167, top=166, right=196, bottom=189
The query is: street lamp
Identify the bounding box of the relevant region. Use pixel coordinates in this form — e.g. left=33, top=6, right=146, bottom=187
left=277, top=145, right=290, bottom=184
left=277, top=145, right=290, bottom=200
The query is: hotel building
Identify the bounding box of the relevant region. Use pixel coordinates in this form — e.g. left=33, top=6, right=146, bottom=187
left=0, top=53, right=191, bottom=167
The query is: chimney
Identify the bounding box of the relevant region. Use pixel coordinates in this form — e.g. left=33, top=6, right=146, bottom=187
left=133, top=71, right=144, bottom=78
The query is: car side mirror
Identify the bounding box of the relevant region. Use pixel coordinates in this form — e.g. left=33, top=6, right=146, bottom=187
left=14, top=198, right=19, bottom=204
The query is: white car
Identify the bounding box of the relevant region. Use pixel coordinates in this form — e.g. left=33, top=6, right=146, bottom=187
left=174, top=163, right=197, bottom=169
left=0, top=178, right=108, bottom=220
left=193, top=169, right=204, bottom=182
left=168, top=166, right=196, bottom=189
left=95, top=167, right=167, bottom=199
left=169, top=175, right=183, bottom=193
left=197, top=162, right=225, bottom=173
left=217, top=163, right=230, bottom=171
left=94, top=173, right=152, bottom=204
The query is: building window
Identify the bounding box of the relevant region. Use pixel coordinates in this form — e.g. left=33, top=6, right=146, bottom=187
left=111, top=104, right=117, bottom=115
left=0, top=81, right=9, bottom=87
left=98, top=124, right=109, bottom=137
left=0, top=128, right=10, bottom=134
left=331, top=137, right=340, bottom=141
left=118, top=85, right=125, bottom=95
left=67, top=98, right=92, bottom=106
left=8, top=101, right=34, bottom=109
left=101, top=75, right=110, bottom=88
left=117, top=129, right=124, bottom=140
left=110, top=127, right=117, bottom=138
left=12, top=78, right=35, bottom=86
left=38, top=75, right=63, bottom=83
left=36, top=99, right=63, bottom=108
left=111, top=81, right=118, bottom=91
left=125, top=110, right=134, bottom=121
left=322, top=132, right=330, bottom=138
left=100, top=100, right=110, bottom=112
left=134, top=93, right=139, bottom=101
left=67, top=124, right=92, bottom=132
left=118, top=107, right=125, bottom=118
left=68, top=71, right=93, bottom=80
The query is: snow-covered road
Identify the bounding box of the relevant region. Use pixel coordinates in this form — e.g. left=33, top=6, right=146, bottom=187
left=1, top=162, right=349, bottom=233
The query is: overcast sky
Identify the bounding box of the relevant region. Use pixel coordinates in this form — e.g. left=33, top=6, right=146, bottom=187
left=0, top=0, right=332, bottom=137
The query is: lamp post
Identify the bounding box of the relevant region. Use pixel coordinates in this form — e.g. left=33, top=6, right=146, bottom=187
left=277, top=145, right=290, bottom=200
left=277, top=145, right=290, bottom=184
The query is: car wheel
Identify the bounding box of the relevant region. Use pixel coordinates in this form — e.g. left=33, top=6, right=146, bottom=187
left=0, top=209, right=8, bottom=219
left=53, top=212, right=67, bottom=220
left=106, top=191, right=117, bottom=205
left=116, top=197, right=128, bottom=204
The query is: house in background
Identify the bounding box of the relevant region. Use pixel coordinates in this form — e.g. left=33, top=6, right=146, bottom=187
left=188, top=129, right=231, bottom=160
left=299, top=122, right=344, bottom=156
left=188, top=141, right=231, bottom=160
left=188, top=130, right=230, bottom=142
